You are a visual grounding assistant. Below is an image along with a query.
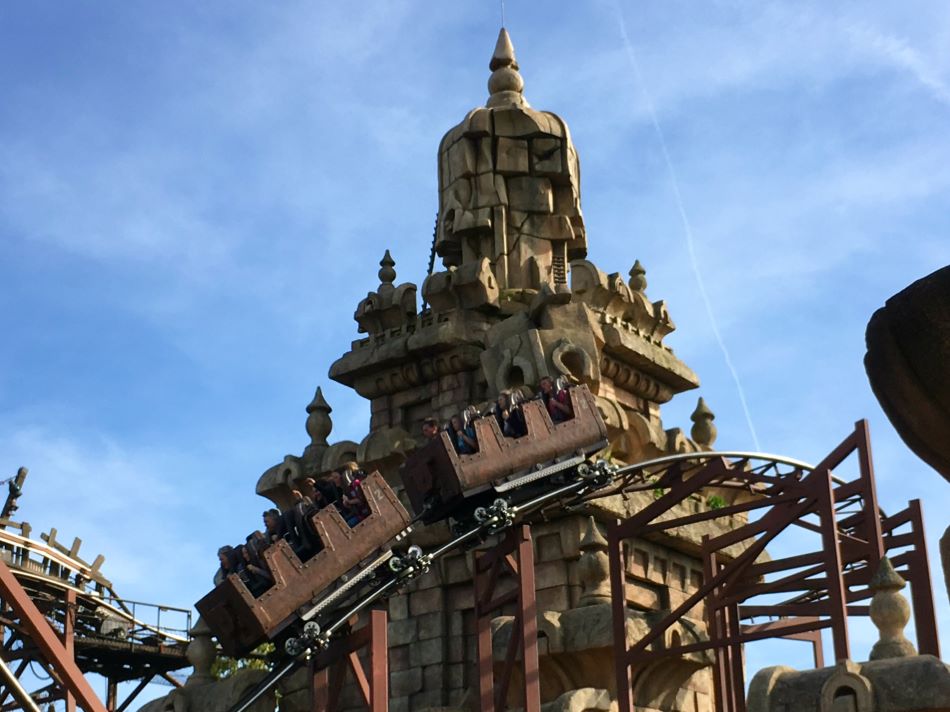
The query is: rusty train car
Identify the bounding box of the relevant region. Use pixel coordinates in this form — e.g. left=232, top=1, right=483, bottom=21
left=197, top=384, right=607, bottom=657
left=401, top=384, right=608, bottom=522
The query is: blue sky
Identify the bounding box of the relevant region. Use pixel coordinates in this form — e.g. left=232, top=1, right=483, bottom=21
left=1, top=1, right=948, bottom=705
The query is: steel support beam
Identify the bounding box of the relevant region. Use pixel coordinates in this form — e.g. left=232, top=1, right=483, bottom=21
left=0, top=556, right=107, bottom=712
left=474, top=525, right=540, bottom=712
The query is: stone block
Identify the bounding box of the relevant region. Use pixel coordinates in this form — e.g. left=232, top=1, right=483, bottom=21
left=410, top=587, right=442, bottom=616
left=530, top=136, right=564, bottom=176
left=337, top=680, right=364, bottom=709
left=413, top=567, right=442, bottom=590
left=447, top=663, right=466, bottom=689
left=416, top=610, right=446, bottom=640
left=462, top=609, right=476, bottom=635
left=410, top=690, right=446, bottom=710
left=521, top=213, right=573, bottom=240
left=389, top=593, right=409, bottom=620
left=495, top=137, right=529, bottom=174
left=409, top=637, right=444, bottom=667
left=535, top=560, right=568, bottom=590
left=447, top=583, right=474, bottom=611
left=536, top=532, right=563, bottom=562
left=423, top=663, right=445, bottom=689
left=493, top=107, right=545, bottom=137
left=536, top=586, right=570, bottom=612
left=672, top=562, right=688, bottom=591
left=629, top=547, right=649, bottom=579
left=389, top=618, right=419, bottom=647
left=474, top=171, right=503, bottom=208
left=447, top=610, right=464, bottom=637
left=447, top=137, right=476, bottom=182
left=553, top=184, right=580, bottom=216
left=390, top=667, right=423, bottom=697
left=626, top=581, right=661, bottom=611
left=389, top=695, right=411, bottom=712
left=446, top=634, right=468, bottom=663
left=441, top=553, right=472, bottom=585
left=390, top=644, right=411, bottom=672
left=475, top=137, right=493, bottom=173
left=506, top=176, right=553, bottom=213
left=464, top=107, right=491, bottom=137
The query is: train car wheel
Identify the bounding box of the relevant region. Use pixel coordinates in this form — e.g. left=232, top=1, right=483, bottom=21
left=285, top=637, right=306, bottom=657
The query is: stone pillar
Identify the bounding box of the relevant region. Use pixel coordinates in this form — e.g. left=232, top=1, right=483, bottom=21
left=868, top=556, right=916, bottom=661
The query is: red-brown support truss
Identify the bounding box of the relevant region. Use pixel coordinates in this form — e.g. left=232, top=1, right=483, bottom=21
left=608, top=420, right=939, bottom=712
left=311, top=608, right=389, bottom=712
left=474, top=525, right=540, bottom=712
left=0, top=557, right=107, bottom=712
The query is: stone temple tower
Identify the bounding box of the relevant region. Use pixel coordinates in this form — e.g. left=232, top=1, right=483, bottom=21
left=258, top=29, right=732, bottom=712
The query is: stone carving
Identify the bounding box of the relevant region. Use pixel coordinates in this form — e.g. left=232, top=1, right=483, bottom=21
left=185, top=617, right=216, bottom=686
left=577, top=517, right=610, bottom=606
left=136, top=669, right=274, bottom=712
left=247, top=28, right=753, bottom=712
left=690, top=397, right=717, bottom=448
left=747, top=561, right=944, bottom=712
left=421, top=257, right=500, bottom=313
left=868, top=556, right=916, bottom=660
left=747, top=656, right=950, bottom=712
left=818, top=660, right=873, bottom=712
left=355, top=251, right=418, bottom=335
left=137, top=620, right=273, bottom=712
left=256, top=388, right=360, bottom=509
left=435, top=29, right=585, bottom=295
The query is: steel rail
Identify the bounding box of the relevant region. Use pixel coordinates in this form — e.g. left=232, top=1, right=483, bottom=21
left=10, top=568, right=190, bottom=644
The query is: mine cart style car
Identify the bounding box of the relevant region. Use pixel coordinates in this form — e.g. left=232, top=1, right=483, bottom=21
left=196, top=472, right=411, bottom=657
left=401, top=384, right=608, bottom=523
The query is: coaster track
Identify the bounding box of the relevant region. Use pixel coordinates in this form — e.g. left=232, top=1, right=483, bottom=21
left=228, top=449, right=826, bottom=712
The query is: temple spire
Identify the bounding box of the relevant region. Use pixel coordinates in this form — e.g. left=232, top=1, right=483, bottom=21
left=487, top=28, right=528, bottom=108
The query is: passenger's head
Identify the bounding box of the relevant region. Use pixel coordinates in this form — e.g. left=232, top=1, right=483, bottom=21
left=497, top=392, right=510, bottom=409
left=450, top=414, right=463, bottom=431
left=329, top=470, right=344, bottom=487
left=239, top=545, right=252, bottom=563
left=262, top=509, right=281, bottom=533
left=217, top=545, right=234, bottom=568
left=539, top=376, right=554, bottom=394
left=290, top=489, right=303, bottom=502
left=421, top=417, right=439, bottom=440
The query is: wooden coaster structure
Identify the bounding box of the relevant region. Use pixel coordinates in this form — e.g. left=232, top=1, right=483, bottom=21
left=0, top=469, right=191, bottom=712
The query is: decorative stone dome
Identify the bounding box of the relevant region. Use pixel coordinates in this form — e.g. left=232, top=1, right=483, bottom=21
left=435, top=29, right=586, bottom=295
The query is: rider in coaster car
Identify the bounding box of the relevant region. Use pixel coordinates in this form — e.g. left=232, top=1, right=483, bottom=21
left=492, top=391, right=528, bottom=438
left=213, top=545, right=240, bottom=585
left=340, top=462, right=371, bottom=526
left=450, top=412, right=478, bottom=455
left=288, top=489, right=324, bottom=559
left=421, top=416, right=440, bottom=441
left=237, top=543, right=274, bottom=597
left=262, top=508, right=287, bottom=545
left=539, top=376, right=573, bottom=423
left=328, top=466, right=360, bottom=526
